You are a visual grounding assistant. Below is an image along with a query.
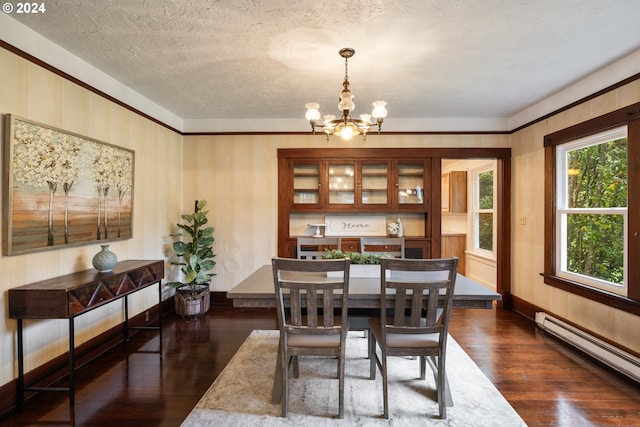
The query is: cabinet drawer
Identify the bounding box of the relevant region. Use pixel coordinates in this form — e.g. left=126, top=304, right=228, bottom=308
left=341, top=238, right=360, bottom=253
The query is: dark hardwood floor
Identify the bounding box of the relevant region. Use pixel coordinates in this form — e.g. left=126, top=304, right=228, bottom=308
left=1, top=305, right=639, bottom=426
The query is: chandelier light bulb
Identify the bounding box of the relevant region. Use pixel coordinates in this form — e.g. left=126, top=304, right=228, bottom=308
left=305, top=103, right=321, bottom=122
left=323, top=114, right=336, bottom=122
left=372, top=101, right=388, bottom=119
left=341, top=125, right=354, bottom=140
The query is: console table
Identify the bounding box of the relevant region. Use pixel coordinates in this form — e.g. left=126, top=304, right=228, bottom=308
left=8, top=259, right=164, bottom=407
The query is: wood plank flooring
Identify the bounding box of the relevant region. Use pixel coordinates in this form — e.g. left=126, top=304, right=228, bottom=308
left=1, top=306, right=639, bottom=426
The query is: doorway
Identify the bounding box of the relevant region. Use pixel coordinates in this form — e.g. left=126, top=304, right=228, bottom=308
left=442, top=159, right=498, bottom=291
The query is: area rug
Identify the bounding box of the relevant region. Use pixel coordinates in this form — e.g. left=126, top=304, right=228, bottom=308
left=181, top=330, right=527, bottom=426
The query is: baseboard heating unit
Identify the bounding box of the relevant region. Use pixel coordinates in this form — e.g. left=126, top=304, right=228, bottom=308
left=535, top=312, right=640, bottom=383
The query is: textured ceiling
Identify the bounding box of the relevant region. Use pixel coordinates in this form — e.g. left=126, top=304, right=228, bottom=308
left=7, top=0, right=640, bottom=129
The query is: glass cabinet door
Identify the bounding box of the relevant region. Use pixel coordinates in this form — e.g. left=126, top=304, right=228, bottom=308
left=397, top=162, right=425, bottom=205
left=361, top=163, right=388, bottom=205
left=328, top=163, right=355, bottom=205
left=292, top=162, right=320, bottom=205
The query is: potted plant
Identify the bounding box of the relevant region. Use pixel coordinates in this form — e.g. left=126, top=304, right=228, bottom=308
left=166, top=199, right=216, bottom=318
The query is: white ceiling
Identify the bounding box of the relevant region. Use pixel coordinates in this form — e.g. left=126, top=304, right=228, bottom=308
left=4, top=0, right=640, bottom=133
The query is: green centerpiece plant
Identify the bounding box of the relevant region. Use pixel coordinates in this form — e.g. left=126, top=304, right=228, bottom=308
left=322, top=249, right=392, bottom=264
left=166, top=199, right=216, bottom=317
left=323, top=249, right=393, bottom=278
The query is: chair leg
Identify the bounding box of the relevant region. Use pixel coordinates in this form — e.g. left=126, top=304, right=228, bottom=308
left=281, top=354, right=289, bottom=417
left=382, top=352, right=389, bottom=419
left=368, top=332, right=377, bottom=380
left=420, top=355, right=426, bottom=380
left=338, top=348, right=345, bottom=419
left=437, top=358, right=446, bottom=419
left=272, top=341, right=284, bottom=404
left=293, top=355, right=299, bottom=378
left=428, top=355, right=453, bottom=414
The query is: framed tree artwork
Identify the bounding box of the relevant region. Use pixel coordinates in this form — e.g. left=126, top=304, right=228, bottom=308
left=2, top=114, right=134, bottom=255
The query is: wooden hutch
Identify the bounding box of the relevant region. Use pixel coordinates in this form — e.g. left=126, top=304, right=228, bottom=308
left=277, top=147, right=491, bottom=260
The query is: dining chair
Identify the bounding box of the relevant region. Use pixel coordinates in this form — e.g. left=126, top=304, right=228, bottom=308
left=368, top=257, right=458, bottom=419
left=296, top=237, right=341, bottom=259
left=360, top=237, right=405, bottom=258
left=271, top=257, right=351, bottom=418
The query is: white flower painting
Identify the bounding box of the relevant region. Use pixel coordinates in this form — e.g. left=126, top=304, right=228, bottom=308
left=3, top=115, right=134, bottom=255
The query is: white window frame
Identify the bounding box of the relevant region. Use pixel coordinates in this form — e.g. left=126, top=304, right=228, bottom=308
left=469, top=162, right=496, bottom=260
left=555, top=126, right=628, bottom=296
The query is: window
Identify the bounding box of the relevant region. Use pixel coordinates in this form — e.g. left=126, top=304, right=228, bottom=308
left=544, top=101, right=640, bottom=314
left=555, top=127, right=627, bottom=295
left=471, top=163, right=496, bottom=258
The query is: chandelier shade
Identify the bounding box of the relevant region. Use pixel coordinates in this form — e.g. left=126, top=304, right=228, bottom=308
left=305, top=48, right=387, bottom=142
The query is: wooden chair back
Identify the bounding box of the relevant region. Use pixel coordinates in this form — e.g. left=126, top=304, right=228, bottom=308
left=380, top=257, right=458, bottom=338
left=272, top=257, right=350, bottom=337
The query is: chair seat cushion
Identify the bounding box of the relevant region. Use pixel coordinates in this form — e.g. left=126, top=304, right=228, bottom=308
left=288, top=333, right=341, bottom=348
left=385, top=332, right=439, bottom=348
left=368, top=318, right=439, bottom=348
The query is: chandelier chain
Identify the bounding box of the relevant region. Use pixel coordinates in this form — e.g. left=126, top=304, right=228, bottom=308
left=344, top=56, right=349, bottom=82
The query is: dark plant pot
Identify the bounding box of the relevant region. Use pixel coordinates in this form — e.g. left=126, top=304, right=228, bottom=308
left=174, top=284, right=210, bottom=318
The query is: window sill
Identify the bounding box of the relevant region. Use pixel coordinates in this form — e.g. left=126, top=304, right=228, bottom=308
left=541, top=273, right=640, bottom=316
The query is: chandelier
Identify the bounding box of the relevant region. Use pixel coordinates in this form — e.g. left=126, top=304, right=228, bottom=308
left=305, top=48, right=387, bottom=142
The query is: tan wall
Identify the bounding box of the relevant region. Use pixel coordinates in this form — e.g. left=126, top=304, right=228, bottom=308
left=182, top=133, right=511, bottom=293
left=0, top=48, right=184, bottom=387
left=511, top=79, right=640, bottom=354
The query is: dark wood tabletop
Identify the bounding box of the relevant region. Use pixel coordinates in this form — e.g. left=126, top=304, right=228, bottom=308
left=227, top=264, right=501, bottom=309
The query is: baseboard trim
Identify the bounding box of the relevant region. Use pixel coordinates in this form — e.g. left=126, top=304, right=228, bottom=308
left=511, top=294, right=640, bottom=361
left=211, top=291, right=233, bottom=307
left=510, top=294, right=538, bottom=320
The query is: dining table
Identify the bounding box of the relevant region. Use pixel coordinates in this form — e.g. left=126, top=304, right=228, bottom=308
left=227, top=264, right=501, bottom=310
left=227, top=264, right=502, bottom=406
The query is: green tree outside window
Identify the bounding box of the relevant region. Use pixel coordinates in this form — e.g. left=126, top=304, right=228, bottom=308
left=565, top=138, right=627, bottom=284
left=478, top=171, right=493, bottom=251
